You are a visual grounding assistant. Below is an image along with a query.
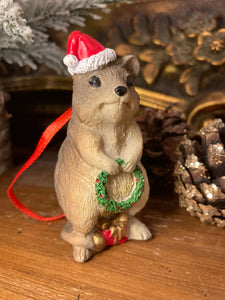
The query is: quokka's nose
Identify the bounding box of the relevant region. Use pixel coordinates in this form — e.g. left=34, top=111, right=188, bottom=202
left=115, top=86, right=127, bottom=96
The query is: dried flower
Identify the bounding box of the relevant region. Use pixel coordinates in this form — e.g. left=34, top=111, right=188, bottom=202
left=178, top=10, right=216, bottom=38
left=152, top=14, right=171, bottom=47
left=107, top=10, right=225, bottom=96
left=194, top=29, right=225, bottom=65
left=139, top=49, right=169, bottom=84
left=166, top=28, right=196, bottom=65
left=128, top=14, right=151, bottom=46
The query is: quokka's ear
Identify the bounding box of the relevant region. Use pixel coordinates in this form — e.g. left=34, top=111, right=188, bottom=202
left=117, top=55, right=140, bottom=77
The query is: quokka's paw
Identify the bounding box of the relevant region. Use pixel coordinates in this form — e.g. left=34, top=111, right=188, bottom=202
left=127, top=217, right=152, bottom=241
left=106, top=160, right=122, bottom=176
left=122, top=161, right=136, bottom=173
left=72, top=246, right=93, bottom=263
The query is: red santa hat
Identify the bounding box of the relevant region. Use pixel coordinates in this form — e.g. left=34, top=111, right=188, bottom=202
left=63, top=31, right=117, bottom=75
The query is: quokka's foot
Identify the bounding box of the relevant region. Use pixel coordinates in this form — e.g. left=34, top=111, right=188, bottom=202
left=72, top=246, right=93, bottom=263
left=61, top=221, right=95, bottom=263
left=127, top=216, right=152, bottom=241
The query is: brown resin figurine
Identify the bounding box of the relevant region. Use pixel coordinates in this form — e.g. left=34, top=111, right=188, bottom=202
left=54, top=31, right=151, bottom=262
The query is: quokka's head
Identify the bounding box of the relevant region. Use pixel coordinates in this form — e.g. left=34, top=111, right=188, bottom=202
left=71, top=55, right=140, bottom=126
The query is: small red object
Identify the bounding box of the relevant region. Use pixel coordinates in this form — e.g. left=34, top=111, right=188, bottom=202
left=63, top=31, right=116, bottom=75
left=100, top=229, right=128, bottom=247
left=66, top=31, right=106, bottom=59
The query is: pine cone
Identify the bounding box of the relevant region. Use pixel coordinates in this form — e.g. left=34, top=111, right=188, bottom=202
left=136, top=106, right=189, bottom=190
left=174, top=118, right=225, bottom=228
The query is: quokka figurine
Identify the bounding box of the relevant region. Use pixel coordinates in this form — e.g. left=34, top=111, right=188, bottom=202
left=54, top=31, right=152, bottom=262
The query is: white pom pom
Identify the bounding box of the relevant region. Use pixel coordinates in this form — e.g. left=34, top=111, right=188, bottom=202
left=63, top=55, right=78, bottom=67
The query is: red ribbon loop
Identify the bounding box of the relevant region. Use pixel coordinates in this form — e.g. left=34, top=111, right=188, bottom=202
left=7, top=108, right=72, bottom=221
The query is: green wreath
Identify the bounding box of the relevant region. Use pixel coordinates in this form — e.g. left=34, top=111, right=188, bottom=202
left=95, top=158, right=144, bottom=213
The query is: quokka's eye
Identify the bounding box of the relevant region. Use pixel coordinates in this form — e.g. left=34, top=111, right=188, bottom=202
left=126, top=75, right=134, bottom=87
left=89, top=76, right=101, bottom=87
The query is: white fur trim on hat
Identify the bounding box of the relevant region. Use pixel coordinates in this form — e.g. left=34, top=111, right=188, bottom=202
left=64, top=48, right=117, bottom=75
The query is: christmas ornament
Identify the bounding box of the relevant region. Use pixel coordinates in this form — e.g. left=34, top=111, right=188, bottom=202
left=54, top=31, right=151, bottom=262
left=174, top=118, right=225, bottom=228
left=136, top=106, right=189, bottom=190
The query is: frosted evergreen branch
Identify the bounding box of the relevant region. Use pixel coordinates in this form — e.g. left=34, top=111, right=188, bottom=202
left=0, top=39, right=67, bottom=75
left=22, top=0, right=130, bottom=32
left=26, top=40, right=67, bottom=74
left=0, top=0, right=33, bottom=46
left=0, top=0, right=132, bottom=75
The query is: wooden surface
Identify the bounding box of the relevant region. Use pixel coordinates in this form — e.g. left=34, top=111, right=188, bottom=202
left=1, top=151, right=225, bottom=300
